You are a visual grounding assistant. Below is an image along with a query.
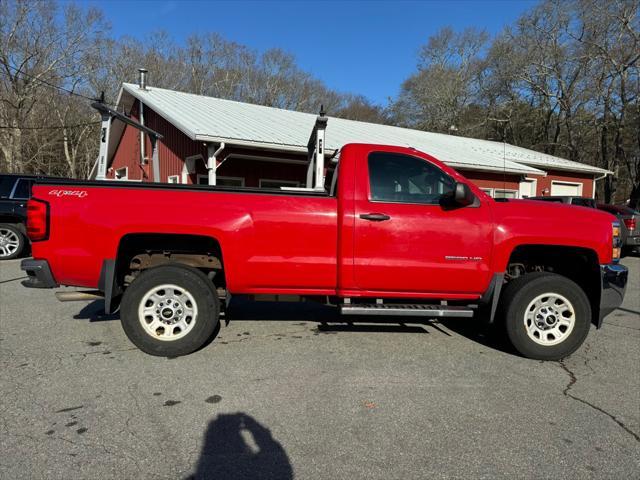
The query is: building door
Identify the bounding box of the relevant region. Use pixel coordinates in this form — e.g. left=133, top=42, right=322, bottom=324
left=352, top=151, right=494, bottom=296
left=551, top=181, right=582, bottom=196
left=519, top=178, right=537, bottom=198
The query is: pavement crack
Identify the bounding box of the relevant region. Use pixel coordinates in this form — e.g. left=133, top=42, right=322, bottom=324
left=559, top=360, right=577, bottom=396
left=0, top=276, right=27, bottom=284
left=559, top=360, right=640, bottom=443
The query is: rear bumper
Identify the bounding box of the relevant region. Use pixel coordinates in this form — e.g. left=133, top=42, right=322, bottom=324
left=625, top=235, right=640, bottom=246
left=598, top=263, right=628, bottom=326
left=20, top=259, right=58, bottom=289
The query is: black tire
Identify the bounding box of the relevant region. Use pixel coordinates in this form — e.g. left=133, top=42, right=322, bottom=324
left=498, top=272, right=591, bottom=361
left=0, top=223, right=25, bottom=260
left=120, top=264, right=220, bottom=356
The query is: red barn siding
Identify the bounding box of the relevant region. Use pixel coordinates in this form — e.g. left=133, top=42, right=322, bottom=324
left=108, top=100, right=206, bottom=183
left=194, top=146, right=308, bottom=187
left=529, top=170, right=595, bottom=198
left=142, top=104, right=206, bottom=183
left=458, top=170, right=520, bottom=193
left=107, top=102, right=144, bottom=180
left=216, top=159, right=306, bottom=188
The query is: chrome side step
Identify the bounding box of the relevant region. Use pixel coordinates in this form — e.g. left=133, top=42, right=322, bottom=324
left=340, top=303, right=474, bottom=318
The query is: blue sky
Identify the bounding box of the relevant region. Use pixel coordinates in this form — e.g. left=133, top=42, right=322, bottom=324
left=83, top=0, right=535, bottom=105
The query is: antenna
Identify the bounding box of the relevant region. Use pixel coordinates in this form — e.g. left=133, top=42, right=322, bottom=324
left=503, top=124, right=507, bottom=197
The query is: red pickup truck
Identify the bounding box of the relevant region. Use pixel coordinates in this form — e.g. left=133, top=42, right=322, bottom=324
left=21, top=143, right=628, bottom=360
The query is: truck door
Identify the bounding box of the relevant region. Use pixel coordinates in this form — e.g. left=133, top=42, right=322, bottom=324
left=352, top=150, right=493, bottom=296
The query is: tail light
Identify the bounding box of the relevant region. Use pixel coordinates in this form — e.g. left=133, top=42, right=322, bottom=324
left=612, top=222, right=621, bottom=262
left=26, top=198, right=49, bottom=241
left=623, top=218, right=636, bottom=231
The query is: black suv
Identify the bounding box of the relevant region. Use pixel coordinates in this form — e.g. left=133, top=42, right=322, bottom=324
left=0, top=174, right=66, bottom=260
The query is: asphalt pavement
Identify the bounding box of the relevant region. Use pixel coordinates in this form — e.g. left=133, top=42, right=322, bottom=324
left=1, top=257, right=639, bottom=479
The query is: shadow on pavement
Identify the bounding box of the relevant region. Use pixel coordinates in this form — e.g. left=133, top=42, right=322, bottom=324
left=186, top=413, right=292, bottom=480
left=317, top=322, right=430, bottom=334
left=71, top=296, right=520, bottom=356
left=228, top=298, right=447, bottom=335
left=73, top=299, right=119, bottom=322
left=438, top=315, right=518, bottom=356
left=227, top=297, right=340, bottom=322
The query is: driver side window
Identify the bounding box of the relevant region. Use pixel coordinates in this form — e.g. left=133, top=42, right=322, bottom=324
left=368, top=152, right=455, bottom=205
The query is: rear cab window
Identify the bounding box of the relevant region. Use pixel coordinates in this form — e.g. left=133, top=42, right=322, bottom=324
left=571, top=198, right=595, bottom=208
left=532, top=197, right=563, bottom=203
left=10, top=178, right=33, bottom=199
left=0, top=176, right=17, bottom=198
left=368, top=152, right=455, bottom=205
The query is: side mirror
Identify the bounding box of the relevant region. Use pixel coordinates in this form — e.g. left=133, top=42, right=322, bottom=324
left=453, top=182, right=475, bottom=207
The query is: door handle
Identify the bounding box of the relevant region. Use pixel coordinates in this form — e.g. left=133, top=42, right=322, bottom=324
left=359, top=213, right=391, bottom=221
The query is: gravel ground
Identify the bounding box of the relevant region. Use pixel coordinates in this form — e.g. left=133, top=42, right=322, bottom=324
left=1, top=256, right=639, bottom=479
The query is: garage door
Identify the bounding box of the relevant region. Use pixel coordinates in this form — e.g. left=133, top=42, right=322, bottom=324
left=551, top=181, right=583, bottom=196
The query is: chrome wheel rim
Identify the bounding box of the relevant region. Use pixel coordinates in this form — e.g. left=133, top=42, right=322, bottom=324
left=524, top=293, right=575, bottom=346
left=0, top=228, right=20, bottom=258
left=138, top=284, right=198, bottom=341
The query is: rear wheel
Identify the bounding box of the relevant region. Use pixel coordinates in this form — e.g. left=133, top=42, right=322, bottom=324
left=120, top=264, right=219, bottom=356
left=0, top=224, right=25, bottom=260
left=498, top=272, right=591, bottom=360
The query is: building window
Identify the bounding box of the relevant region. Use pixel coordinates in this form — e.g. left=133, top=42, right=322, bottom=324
left=197, top=174, right=208, bottom=185
left=259, top=179, right=301, bottom=189
left=493, top=189, right=518, bottom=199
left=168, top=175, right=180, bottom=184
left=115, top=167, right=128, bottom=180
left=480, top=188, right=494, bottom=197
left=217, top=176, right=245, bottom=187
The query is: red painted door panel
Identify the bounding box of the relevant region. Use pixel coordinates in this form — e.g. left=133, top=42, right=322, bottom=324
left=353, top=151, right=493, bottom=295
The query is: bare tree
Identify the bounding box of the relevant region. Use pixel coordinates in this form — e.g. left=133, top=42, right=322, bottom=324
left=392, top=27, right=488, bottom=132
left=390, top=0, right=640, bottom=206
left=0, top=0, right=106, bottom=174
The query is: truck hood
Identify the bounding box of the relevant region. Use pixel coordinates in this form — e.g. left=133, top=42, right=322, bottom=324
left=490, top=199, right=617, bottom=265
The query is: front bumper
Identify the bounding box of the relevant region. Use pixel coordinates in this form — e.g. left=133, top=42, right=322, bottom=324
left=598, top=263, right=628, bottom=326
left=20, top=259, right=58, bottom=289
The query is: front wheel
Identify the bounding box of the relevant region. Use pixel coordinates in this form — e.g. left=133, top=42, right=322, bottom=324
left=0, top=224, right=25, bottom=260
left=120, top=265, right=220, bottom=356
left=498, top=272, right=591, bottom=360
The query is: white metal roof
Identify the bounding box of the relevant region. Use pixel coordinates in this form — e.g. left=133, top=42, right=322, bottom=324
left=464, top=137, right=610, bottom=175
left=118, top=83, right=608, bottom=176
